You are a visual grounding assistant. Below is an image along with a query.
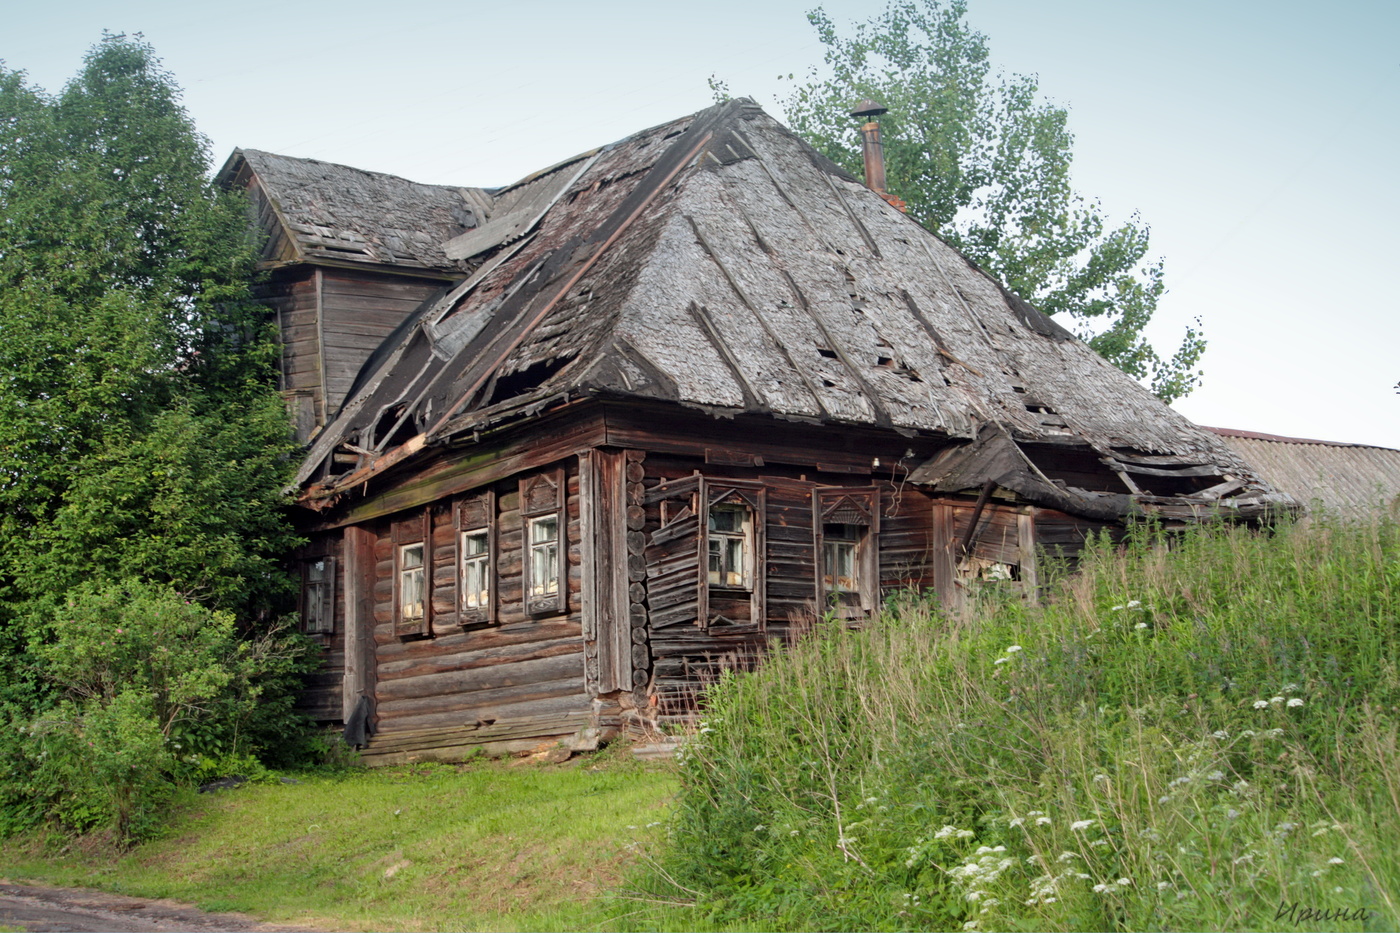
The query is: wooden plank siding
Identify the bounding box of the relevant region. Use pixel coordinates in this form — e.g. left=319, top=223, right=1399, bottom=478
left=319, top=269, right=446, bottom=418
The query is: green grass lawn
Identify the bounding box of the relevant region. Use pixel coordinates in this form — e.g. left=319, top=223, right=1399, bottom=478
left=0, top=750, right=677, bottom=931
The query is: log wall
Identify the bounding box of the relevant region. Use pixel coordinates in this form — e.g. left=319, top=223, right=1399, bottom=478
left=356, top=461, right=590, bottom=763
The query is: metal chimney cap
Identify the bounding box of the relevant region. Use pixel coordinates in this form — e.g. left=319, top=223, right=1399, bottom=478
left=850, top=98, right=889, bottom=119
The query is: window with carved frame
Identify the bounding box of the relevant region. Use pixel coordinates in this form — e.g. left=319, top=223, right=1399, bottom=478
left=392, top=512, right=432, bottom=638
left=455, top=490, right=496, bottom=627
left=646, top=476, right=766, bottom=634
left=520, top=468, right=566, bottom=616
left=815, top=486, right=880, bottom=616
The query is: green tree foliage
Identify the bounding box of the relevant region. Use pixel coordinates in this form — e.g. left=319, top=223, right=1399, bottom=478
left=0, top=35, right=299, bottom=627
left=763, top=0, right=1204, bottom=401
left=0, top=36, right=312, bottom=841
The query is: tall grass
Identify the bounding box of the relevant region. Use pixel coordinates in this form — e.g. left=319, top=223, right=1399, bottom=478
left=627, top=516, right=1400, bottom=931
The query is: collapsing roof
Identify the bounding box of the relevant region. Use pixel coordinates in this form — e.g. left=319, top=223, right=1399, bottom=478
left=288, top=98, right=1291, bottom=522
left=217, top=149, right=487, bottom=273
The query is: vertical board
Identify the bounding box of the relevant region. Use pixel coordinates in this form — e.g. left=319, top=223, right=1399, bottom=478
left=343, top=525, right=378, bottom=723
left=581, top=449, right=632, bottom=693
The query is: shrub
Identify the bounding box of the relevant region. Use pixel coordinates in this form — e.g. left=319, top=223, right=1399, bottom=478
left=0, top=580, right=314, bottom=844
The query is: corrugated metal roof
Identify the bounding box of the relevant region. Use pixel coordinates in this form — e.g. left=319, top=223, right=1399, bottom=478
left=1208, top=429, right=1400, bottom=519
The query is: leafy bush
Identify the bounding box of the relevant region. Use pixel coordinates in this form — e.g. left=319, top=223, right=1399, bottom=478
left=0, top=581, right=314, bottom=844
left=633, top=516, right=1400, bottom=931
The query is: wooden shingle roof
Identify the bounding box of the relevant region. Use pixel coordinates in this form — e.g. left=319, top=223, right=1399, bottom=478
left=217, top=149, right=482, bottom=273
left=291, top=99, right=1291, bottom=520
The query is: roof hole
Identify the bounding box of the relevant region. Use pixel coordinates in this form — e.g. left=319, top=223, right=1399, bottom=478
left=876, top=356, right=894, bottom=367
left=818, top=348, right=839, bottom=360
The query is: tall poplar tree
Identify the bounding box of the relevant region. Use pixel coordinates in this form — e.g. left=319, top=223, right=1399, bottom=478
left=765, top=0, right=1205, bottom=402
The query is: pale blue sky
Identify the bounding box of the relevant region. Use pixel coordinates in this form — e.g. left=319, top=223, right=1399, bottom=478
left=7, top=0, right=1398, bottom=447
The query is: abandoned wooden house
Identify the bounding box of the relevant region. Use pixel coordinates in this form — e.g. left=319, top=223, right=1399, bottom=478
left=220, top=98, right=1291, bottom=763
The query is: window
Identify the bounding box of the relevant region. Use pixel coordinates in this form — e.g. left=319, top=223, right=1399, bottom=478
left=399, top=543, right=426, bottom=623
left=392, top=511, right=432, bottom=637
left=460, top=529, right=490, bottom=609
left=455, top=490, right=496, bottom=626
left=815, top=487, right=881, bottom=616
left=528, top=515, right=560, bottom=599
left=644, top=475, right=766, bottom=634
left=302, top=556, right=335, bottom=634
left=521, top=468, right=566, bottom=615
left=708, top=504, right=752, bottom=588
left=822, top=523, right=861, bottom=593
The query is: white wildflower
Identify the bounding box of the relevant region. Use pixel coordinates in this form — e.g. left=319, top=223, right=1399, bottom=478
left=1111, top=605, right=1124, bottom=612
left=1252, top=700, right=1270, bottom=709
left=1092, top=883, right=1112, bottom=894
left=1312, top=869, right=1324, bottom=877
left=935, top=825, right=960, bottom=839
left=1329, top=856, right=1345, bottom=865
left=1091, top=838, right=1109, bottom=847
left=1266, top=728, right=1285, bottom=739
left=958, top=829, right=975, bottom=839
left=1008, top=817, right=1024, bottom=828
left=1270, top=696, right=1285, bottom=705
left=1241, top=729, right=1256, bottom=737
left=1127, top=599, right=1142, bottom=608
left=1287, top=697, right=1304, bottom=708
left=1070, top=819, right=1094, bottom=831
left=1226, top=808, right=1240, bottom=819
left=1158, top=795, right=1171, bottom=804
left=1212, top=730, right=1229, bottom=740
left=1157, top=881, right=1172, bottom=890
left=962, top=922, right=979, bottom=931
left=753, top=824, right=766, bottom=832
left=994, top=657, right=1008, bottom=665
left=1057, top=851, right=1079, bottom=863
left=1006, top=645, right=1022, bottom=653
left=1027, top=810, right=1045, bottom=817
left=1334, top=887, right=1344, bottom=894
left=1036, top=816, right=1052, bottom=826
left=1135, top=622, right=1148, bottom=630
left=1284, top=683, right=1299, bottom=692
left=1093, top=773, right=1109, bottom=783
left=1206, top=770, right=1224, bottom=781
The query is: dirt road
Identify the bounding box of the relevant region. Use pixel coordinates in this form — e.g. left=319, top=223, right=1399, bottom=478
left=0, top=882, right=315, bottom=932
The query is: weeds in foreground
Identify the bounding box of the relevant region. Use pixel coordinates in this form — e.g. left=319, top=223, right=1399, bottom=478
left=623, top=516, right=1400, bottom=931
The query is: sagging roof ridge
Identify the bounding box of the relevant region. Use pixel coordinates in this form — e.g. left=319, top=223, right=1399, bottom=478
left=291, top=99, right=1282, bottom=519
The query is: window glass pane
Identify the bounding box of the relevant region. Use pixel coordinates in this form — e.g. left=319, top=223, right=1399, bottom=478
left=401, top=568, right=424, bottom=620
left=709, top=507, right=743, bottom=533
left=462, top=530, right=488, bottom=556
left=530, top=516, right=558, bottom=544
left=308, top=558, right=326, bottom=582
left=401, top=543, right=424, bottom=570
left=723, top=537, right=746, bottom=587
